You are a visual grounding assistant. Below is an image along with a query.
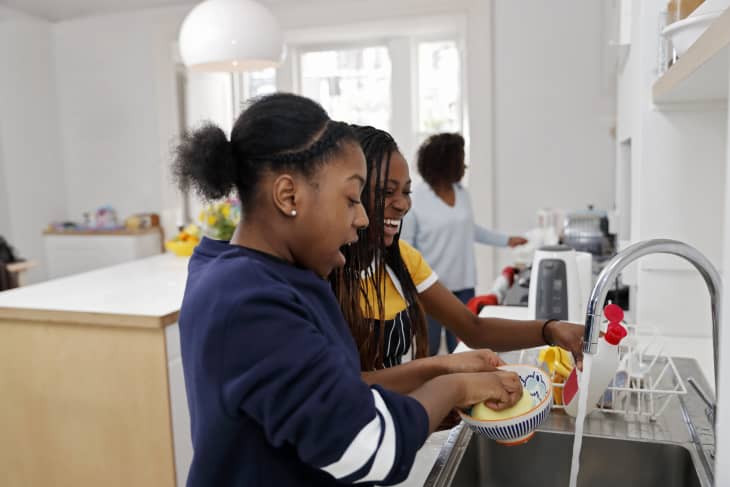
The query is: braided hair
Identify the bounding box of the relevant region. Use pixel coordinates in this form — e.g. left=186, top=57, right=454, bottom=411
left=330, top=126, right=428, bottom=370
left=173, top=93, right=356, bottom=210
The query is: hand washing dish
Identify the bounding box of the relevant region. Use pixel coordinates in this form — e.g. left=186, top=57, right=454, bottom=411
left=459, top=364, right=553, bottom=446
left=471, top=389, right=534, bottom=421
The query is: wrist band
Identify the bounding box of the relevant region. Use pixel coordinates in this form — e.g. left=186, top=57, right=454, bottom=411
left=542, top=319, right=559, bottom=346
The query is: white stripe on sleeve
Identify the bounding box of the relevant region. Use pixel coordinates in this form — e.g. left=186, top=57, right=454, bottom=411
left=356, top=389, right=397, bottom=483
left=415, top=271, right=438, bottom=293
left=320, top=412, right=382, bottom=479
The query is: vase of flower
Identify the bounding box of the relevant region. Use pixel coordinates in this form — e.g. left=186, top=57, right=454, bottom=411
left=199, top=198, right=241, bottom=241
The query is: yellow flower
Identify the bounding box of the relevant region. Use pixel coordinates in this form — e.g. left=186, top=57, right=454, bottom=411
left=198, top=210, right=206, bottom=223
left=207, top=215, right=218, bottom=226
left=184, top=223, right=201, bottom=237
left=222, top=204, right=231, bottom=218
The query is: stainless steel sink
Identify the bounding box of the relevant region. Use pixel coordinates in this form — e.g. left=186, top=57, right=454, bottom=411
left=449, top=431, right=700, bottom=487
left=424, top=357, right=715, bottom=487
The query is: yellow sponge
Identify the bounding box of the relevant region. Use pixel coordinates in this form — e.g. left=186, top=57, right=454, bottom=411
left=471, top=389, right=534, bottom=420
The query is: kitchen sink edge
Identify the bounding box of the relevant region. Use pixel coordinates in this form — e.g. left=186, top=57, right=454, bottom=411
left=423, top=357, right=715, bottom=487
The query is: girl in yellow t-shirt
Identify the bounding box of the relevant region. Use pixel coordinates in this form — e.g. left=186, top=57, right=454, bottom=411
left=330, top=125, right=586, bottom=394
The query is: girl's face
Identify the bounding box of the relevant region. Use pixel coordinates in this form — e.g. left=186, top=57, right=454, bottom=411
left=371, top=151, right=412, bottom=248
left=293, top=141, right=369, bottom=277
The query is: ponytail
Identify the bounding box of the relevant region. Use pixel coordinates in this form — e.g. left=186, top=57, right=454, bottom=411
left=173, top=123, right=237, bottom=201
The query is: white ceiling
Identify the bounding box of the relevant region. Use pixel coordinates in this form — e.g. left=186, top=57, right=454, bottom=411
left=0, top=0, right=308, bottom=22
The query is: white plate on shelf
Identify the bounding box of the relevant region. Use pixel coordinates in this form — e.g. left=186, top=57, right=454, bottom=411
left=662, top=12, right=722, bottom=57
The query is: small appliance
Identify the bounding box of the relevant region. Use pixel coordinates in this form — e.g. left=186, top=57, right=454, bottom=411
left=527, top=245, right=592, bottom=323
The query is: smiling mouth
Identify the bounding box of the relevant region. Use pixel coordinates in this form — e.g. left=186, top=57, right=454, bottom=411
left=384, top=218, right=401, bottom=231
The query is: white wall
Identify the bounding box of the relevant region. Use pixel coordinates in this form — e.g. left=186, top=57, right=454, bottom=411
left=53, top=5, right=193, bottom=242
left=0, top=15, right=66, bottom=282
left=717, top=66, right=730, bottom=487
left=492, top=0, right=617, bottom=274
left=0, top=130, right=10, bottom=243
left=636, top=108, right=726, bottom=337
left=463, top=0, right=496, bottom=292
left=0, top=0, right=28, bottom=252
left=616, top=0, right=726, bottom=348
left=0, top=0, right=613, bottom=290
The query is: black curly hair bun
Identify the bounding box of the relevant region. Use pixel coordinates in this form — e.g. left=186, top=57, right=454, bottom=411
left=173, top=122, right=236, bottom=201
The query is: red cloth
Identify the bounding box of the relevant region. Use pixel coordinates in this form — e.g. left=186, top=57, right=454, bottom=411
left=466, top=294, right=499, bottom=315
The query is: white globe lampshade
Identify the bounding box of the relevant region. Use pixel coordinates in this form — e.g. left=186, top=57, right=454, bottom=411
left=179, top=0, right=284, bottom=72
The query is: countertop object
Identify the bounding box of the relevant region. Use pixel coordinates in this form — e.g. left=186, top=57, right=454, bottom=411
left=0, top=253, right=187, bottom=327
left=653, top=7, right=730, bottom=103
left=42, top=227, right=164, bottom=279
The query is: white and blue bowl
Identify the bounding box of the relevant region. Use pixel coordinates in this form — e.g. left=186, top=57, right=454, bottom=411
left=458, top=364, right=553, bottom=446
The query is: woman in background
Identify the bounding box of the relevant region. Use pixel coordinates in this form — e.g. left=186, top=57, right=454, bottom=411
left=401, top=133, right=527, bottom=355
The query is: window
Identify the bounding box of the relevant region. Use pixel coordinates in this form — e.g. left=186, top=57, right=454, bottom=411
left=417, top=40, right=462, bottom=143
left=300, top=46, right=392, bottom=130
left=234, top=68, right=277, bottom=113
left=182, top=68, right=277, bottom=225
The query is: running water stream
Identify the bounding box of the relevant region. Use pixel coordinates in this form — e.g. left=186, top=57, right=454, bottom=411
left=568, top=354, right=593, bottom=487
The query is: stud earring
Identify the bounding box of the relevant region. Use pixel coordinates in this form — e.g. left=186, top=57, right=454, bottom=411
left=290, top=209, right=297, bottom=217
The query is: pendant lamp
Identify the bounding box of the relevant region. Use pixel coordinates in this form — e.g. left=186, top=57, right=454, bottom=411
left=179, top=0, right=284, bottom=72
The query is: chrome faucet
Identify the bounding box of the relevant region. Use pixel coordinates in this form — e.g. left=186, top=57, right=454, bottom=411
left=583, top=239, right=722, bottom=396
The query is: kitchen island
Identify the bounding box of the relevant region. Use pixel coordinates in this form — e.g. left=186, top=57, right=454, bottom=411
left=0, top=253, right=190, bottom=487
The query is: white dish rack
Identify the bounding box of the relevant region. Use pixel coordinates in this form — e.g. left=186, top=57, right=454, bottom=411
left=516, top=323, right=687, bottom=422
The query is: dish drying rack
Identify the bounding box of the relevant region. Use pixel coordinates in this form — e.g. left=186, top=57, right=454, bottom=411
left=517, top=323, right=687, bottom=422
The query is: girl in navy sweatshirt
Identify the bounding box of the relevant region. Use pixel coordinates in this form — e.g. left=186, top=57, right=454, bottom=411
left=172, top=93, right=522, bottom=487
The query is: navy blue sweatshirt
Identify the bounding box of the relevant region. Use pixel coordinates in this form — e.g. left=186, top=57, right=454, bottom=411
left=179, top=238, right=429, bottom=486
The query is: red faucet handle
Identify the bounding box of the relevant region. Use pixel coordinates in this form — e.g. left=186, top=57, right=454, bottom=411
left=605, top=322, right=628, bottom=345
left=604, top=303, right=624, bottom=323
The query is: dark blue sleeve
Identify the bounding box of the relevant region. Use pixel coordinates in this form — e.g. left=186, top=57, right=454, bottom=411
left=218, top=283, right=429, bottom=485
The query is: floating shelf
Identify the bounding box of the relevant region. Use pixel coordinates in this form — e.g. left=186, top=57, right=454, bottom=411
left=652, top=8, right=730, bottom=105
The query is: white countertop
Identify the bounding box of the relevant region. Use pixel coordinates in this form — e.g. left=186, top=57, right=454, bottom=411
left=0, top=253, right=189, bottom=327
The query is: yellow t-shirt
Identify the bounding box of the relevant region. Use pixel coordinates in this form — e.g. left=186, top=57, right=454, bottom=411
left=361, top=240, right=438, bottom=320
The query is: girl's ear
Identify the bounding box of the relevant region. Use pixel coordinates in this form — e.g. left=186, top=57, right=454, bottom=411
left=271, top=174, right=298, bottom=217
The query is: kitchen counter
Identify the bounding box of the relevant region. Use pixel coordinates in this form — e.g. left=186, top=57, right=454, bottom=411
left=0, top=253, right=190, bottom=487
left=0, top=253, right=188, bottom=327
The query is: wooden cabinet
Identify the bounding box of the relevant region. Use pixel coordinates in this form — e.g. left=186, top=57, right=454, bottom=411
left=166, top=323, right=193, bottom=484
left=0, top=254, right=191, bottom=486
